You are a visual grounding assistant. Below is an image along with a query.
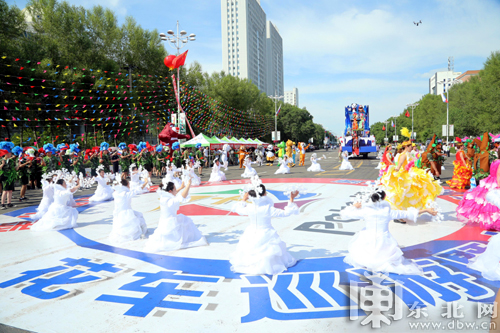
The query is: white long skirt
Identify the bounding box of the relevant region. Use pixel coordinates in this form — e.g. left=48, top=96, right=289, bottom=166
left=230, top=225, right=297, bottom=275
left=31, top=196, right=53, bottom=221
left=130, top=181, right=149, bottom=194
left=467, top=190, right=500, bottom=280
left=208, top=170, right=226, bottom=182
left=109, top=209, right=147, bottom=243
left=339, top=159, right=354, bottom=170
left=145, top=214, right=208, bottom=252
left=89, top=184, right=114, bottom=202
left=307, top=161, right=324, bottom=172
left=31, top=203, right=78, bottom=231
left=242, top=165, right=258, bottom=178
left=275, top=164, right=291, bottom=175
left=344, top=229, right=422, bottom=275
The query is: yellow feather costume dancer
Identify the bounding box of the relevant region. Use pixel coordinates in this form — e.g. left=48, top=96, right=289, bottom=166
left=380, top=128, right=443, bottom=210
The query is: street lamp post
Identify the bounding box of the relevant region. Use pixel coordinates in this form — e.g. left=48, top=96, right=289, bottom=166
left=438, top=78, right=458, bottom=144
left=268, top=90, right=283, bottom=142
left=159, top=21, right=196, bottom=132
left=384, top=120, right=388, bottom=141
left=406, top=102, right=419, bottom=142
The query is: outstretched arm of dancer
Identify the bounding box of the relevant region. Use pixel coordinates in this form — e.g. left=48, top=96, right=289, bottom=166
left=70, top=180, right=81, bottom=193
left=270, top=191, right=299, bottom=218
left=180, top=179, right=191, bottom=198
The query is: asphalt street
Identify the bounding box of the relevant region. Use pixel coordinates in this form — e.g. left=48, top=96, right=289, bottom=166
left=1, top=148, right=455, bottom=214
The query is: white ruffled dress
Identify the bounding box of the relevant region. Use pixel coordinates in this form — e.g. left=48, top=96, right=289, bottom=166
left=467, top=190, right=500, bottom=280
left=31, top=184, right=78, bottom=231
left=130, top=171, right=149, bottom=194
left=145, top=190, right=208, bottom=252
left=230, top=196, right=299, bottom=275
left=109, top=185, right=147, bottom=243
left=340, top=201, right=421, bottom=275
left=31, top=180, right=54, bottom=221
left=307, top=157, right=324, bottom=172
left=275, top=159, right=291, bottom=175
left=88, top=175, right=114, bottom=202
left=165, top=168, right=183, bottom=189
left=339, top=154, right=354, bottom=170
left=208, top=163, right=226, bottom=182
left=187, top=166, right=201, bottom=186
left=241, top=160, right=258, bottom=178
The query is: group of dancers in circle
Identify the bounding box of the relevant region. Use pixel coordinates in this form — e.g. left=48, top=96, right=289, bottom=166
left=22, top=128, right=500, bottom=280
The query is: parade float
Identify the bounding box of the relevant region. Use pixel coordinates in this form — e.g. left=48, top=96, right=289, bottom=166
left=339, top=103, right=377, bottom=158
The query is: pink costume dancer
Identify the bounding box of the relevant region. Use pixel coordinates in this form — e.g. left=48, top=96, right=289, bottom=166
left=456, top=160, right=500, bottom=230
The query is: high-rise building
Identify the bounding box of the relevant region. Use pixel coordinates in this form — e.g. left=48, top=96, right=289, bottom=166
left=221, top=0, right=267, bottom=92
left=221, top=0, right=283, bottom=95
left=429, top=71, right=462, bottom=95
left=284, top=88, right=299, bottom=107
left=265, top=21, right=284, bottom=96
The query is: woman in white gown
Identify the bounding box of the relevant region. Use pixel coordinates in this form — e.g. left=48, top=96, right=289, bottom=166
left=340, top=189, right=437, bottom=275
left=31, top=179, right=80, bottom=231
left=183, top=160, right=201, bottom=186
left=208, top=159, right=226, bottom=182
left=242, top=156, right=258, bottom=178
left=307, top=153, right=325, bottom=172
left=165, top=162, right=183, bottom=189
left=145, top=178, right=208, bottom=252
left=89, top=167, right=114, bottom=202
left=339, top=151, right=354, bottom=170
left=275, top=155, right=291, bottom=175
left=129, top=164, right=149, bottom=194
left=31, top=176, right=55, bottom=221
left=468, top=189, right=500, bottom=280
left=230, top=179, right=300, bottom=275
left=109, top=177, right=148, bottom=243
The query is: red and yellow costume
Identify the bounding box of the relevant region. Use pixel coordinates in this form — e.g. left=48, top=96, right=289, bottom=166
left=446, top=139, right=472, bottom=189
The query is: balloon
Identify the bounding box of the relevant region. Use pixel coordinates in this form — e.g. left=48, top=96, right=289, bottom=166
left=164, top=55, right=176, bottom=70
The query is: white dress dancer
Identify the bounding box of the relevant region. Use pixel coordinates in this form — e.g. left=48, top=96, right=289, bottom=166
left=109, top=179, right=147, bottom=243
left=339, top=151, right=354, bottom=170
left=31, top=180, right=80, bottom=231
left=340, top=190, right=437, bottom=275
left=208, top=159, right=226, bottom=182
left=467, top=189, right=500, bottom=280
left=241, top=156, right=258, bottom=178
left=89, top=169, right=114, bottom=202
left=129, top=164, right=149, bottom=194
left=184, top=161, right=202, bottom=186
left=230, top=180, right=300, bottom=275
left=275, top=156, right=291, bottom=175
left=307, top=153, right=325, bottom=172
left=165, top=163, right=183, bottom=189
left=31, top=178, right=54, bottom=221
left=145, top=178, right=208, bottom=252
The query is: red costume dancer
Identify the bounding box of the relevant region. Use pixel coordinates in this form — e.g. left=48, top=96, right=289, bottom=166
left=447, top=138, right=472, bottom=189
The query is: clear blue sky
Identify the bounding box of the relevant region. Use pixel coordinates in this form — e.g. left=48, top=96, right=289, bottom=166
left=7, top=0, right=500, bottom=136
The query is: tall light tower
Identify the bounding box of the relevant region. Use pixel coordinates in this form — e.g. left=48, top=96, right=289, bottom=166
left=159, top=21, right=196, bottom=131
left=406, top=102, right=419, bottom=141
left=268, top=91, right=283, bottom=142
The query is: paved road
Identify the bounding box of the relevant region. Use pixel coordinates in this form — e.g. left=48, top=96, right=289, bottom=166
left=1, top=148, right=455, bottom=214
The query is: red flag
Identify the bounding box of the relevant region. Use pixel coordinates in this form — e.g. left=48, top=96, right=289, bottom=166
left=405, top=110, right=410, bottom=117
left=173, top=50, right=188, bottom=69
left=382, top=125, right=385, bottom=131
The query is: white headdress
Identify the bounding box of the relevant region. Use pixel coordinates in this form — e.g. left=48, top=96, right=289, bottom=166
left=129, top=163, right=137, bottom=172
left=240, top=175, right=265, bottom=199
left=96, top=164, right=105, bottom=173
